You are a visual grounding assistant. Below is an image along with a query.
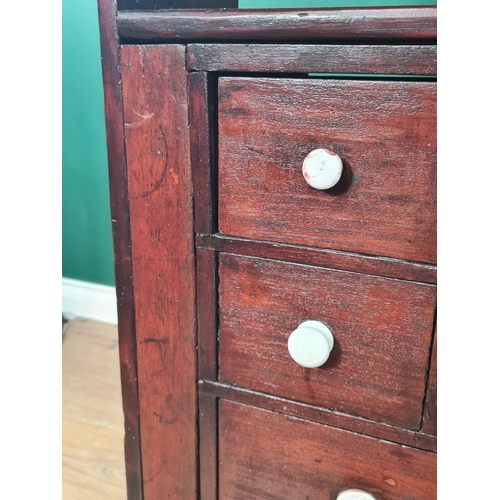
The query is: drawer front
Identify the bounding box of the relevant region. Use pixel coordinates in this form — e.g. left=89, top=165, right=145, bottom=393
left=219, top=400, right=437, bottom=500
left=218, top=254, right=436, bottom=429
left=218, top=77, right=436, bottom=263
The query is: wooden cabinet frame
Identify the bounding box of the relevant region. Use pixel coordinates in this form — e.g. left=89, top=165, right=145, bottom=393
left=97, top=2, right=437, bottom=498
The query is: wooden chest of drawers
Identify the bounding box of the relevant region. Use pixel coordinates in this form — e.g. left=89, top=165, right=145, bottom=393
left=98, top=3, right=437, bottom=499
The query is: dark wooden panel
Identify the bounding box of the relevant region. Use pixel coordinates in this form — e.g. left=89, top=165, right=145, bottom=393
left=96, top=0, right=143, bottom=498
left=121, top=45, right=198, bottom=500
left=200, top=381, right=436, bottom=452
left=188, top=44, right=436, bottom=75
left=219, top=77, right=437, bottom=263
left=197, top=234, right=437, bottom=284
left=168, top=0, right=237, bottom=6
left=118, top=0, right=154, bottom=10
left=198, top=392, right=218, bottom=500
left=218, top=254, right=436, bottom=429
left=196, top=248, right=218, bottom=380
left=219, top=400, right=437, bottom=500
left=421, top=326, right=437, bottom=435
left=189, top=72, right=216, bottom=234
left=118, top=0, right=237, bottom=9
left=117, top=7, right=437, bottom=42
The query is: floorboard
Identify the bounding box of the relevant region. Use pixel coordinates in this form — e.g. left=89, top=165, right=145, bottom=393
left=62, top=318, right=126, bottom=499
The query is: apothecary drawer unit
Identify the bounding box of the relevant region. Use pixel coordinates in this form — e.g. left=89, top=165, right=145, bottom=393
left=218, top=253, right=436, bottom=429
left=219, top=400, right=437, bottom=500
left=218, top=77, right=437, bottom=263
left=97, top=3, right=437, bottom=500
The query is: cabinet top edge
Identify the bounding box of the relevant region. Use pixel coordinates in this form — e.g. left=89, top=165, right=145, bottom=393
left=117, top=7, right=437, bottom=43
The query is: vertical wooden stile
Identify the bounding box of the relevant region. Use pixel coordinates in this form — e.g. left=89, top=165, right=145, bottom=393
left=121, top=44, right=198, bottom=500
left=96, top=0, right=143, bottom=497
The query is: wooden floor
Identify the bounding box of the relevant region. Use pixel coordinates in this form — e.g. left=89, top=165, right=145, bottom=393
left=62, top=318, right=127, bottom=500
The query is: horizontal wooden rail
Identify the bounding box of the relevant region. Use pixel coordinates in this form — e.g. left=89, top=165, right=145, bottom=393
left=196, top=234, right=437, bottom=284
left=200, top=380, right=437, bottom=452
left=118, top=7, right=437, bottom=42
left=187, top=43, right=436, bottom=74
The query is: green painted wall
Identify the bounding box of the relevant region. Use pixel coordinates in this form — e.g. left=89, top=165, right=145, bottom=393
left=62, top=0, right=114, bottom=286
left=62, top=0, right=436, bottom=287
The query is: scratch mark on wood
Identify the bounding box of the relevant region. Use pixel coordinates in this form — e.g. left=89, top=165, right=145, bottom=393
left=153, top=412, right=178, bottom=425
left=170, top=169, right=179, bottom=184
left=141, top=338, right=167, bottom=345
left=143, top=459, right=168, bottom=483
left=125, top=109, right=154, bottom=128
left=130, top=124, right=169, bottom=199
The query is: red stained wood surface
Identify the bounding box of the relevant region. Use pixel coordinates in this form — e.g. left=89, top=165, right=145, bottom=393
left=218, top=400, right=437, bottom=500
left=98, top=5, right=438, bottom=495
left=218, top=254, right=436, bottom=429
left=189, top=71, right=217, bottom=235
left=187, top=43, right=436, bottom=75
left=200, top=380, right=436, bottom=452
left=198, top=391, right=218, bottom=500
left=117, top=7, right=437, bottom=42
left=96, top=0, right=143, bottom=497
left=121, top=45, right=197, bottom=500
left=197, top=234, right=437, bottom=284
left=196, top=248, right=218, bottom=380
left=421, top=327, right=437, bottom=435
left=218, top=77, right=437, bottom=264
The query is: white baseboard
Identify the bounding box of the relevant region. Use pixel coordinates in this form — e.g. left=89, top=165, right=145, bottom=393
left=62, top=278, right=118, bottom=325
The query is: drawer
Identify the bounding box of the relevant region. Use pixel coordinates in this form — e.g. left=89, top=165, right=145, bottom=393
left=218, top=254, right=436, bottom=429
left=219, top=399, right=437, bottom=500
left=218, top=77, right=436, bottom=263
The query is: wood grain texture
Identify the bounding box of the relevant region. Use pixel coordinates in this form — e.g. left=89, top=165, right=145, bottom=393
left=200, top=381, right=436, bottom=452
left=197, top=234, right=437, bottom=284
left=189, top=72, right=217, bottom=235
left=96, top=0, right=142, bottom=497
left=63, top=417, right=127, bottom=500
left=219, top=77, right=437, bottom=264
left=188, top=44, right=436, bottom=75
left=218, top=254, right=436, bottom=429
left=196, top=248, right=218, bottom=380
left=62, top=319, right=126, bottom=500
left=421, top=327, right=437, bottom=435
left=121, top=44, right=198, bottom=500
left=219, top=400, right=436, bottom=500
left=198, top=392, right=218, bottom=500
left=118, top=7, right=437, bottom=42
left=62, top=319, right=125, bottom=434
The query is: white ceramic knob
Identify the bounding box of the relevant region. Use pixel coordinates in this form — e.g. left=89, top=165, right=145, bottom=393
left=302, top=148, right=343, bottom=190
left=287, top=321, right=334, bottom=368
left=337, top=490, right=377, bottom=500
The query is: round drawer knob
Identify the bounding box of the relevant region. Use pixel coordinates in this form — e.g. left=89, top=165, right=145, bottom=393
left=302, top=148, right=343, bottom=190
left=337, top=490, right=377, bottom=500
left=287, top=321, right=334, bottom=368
